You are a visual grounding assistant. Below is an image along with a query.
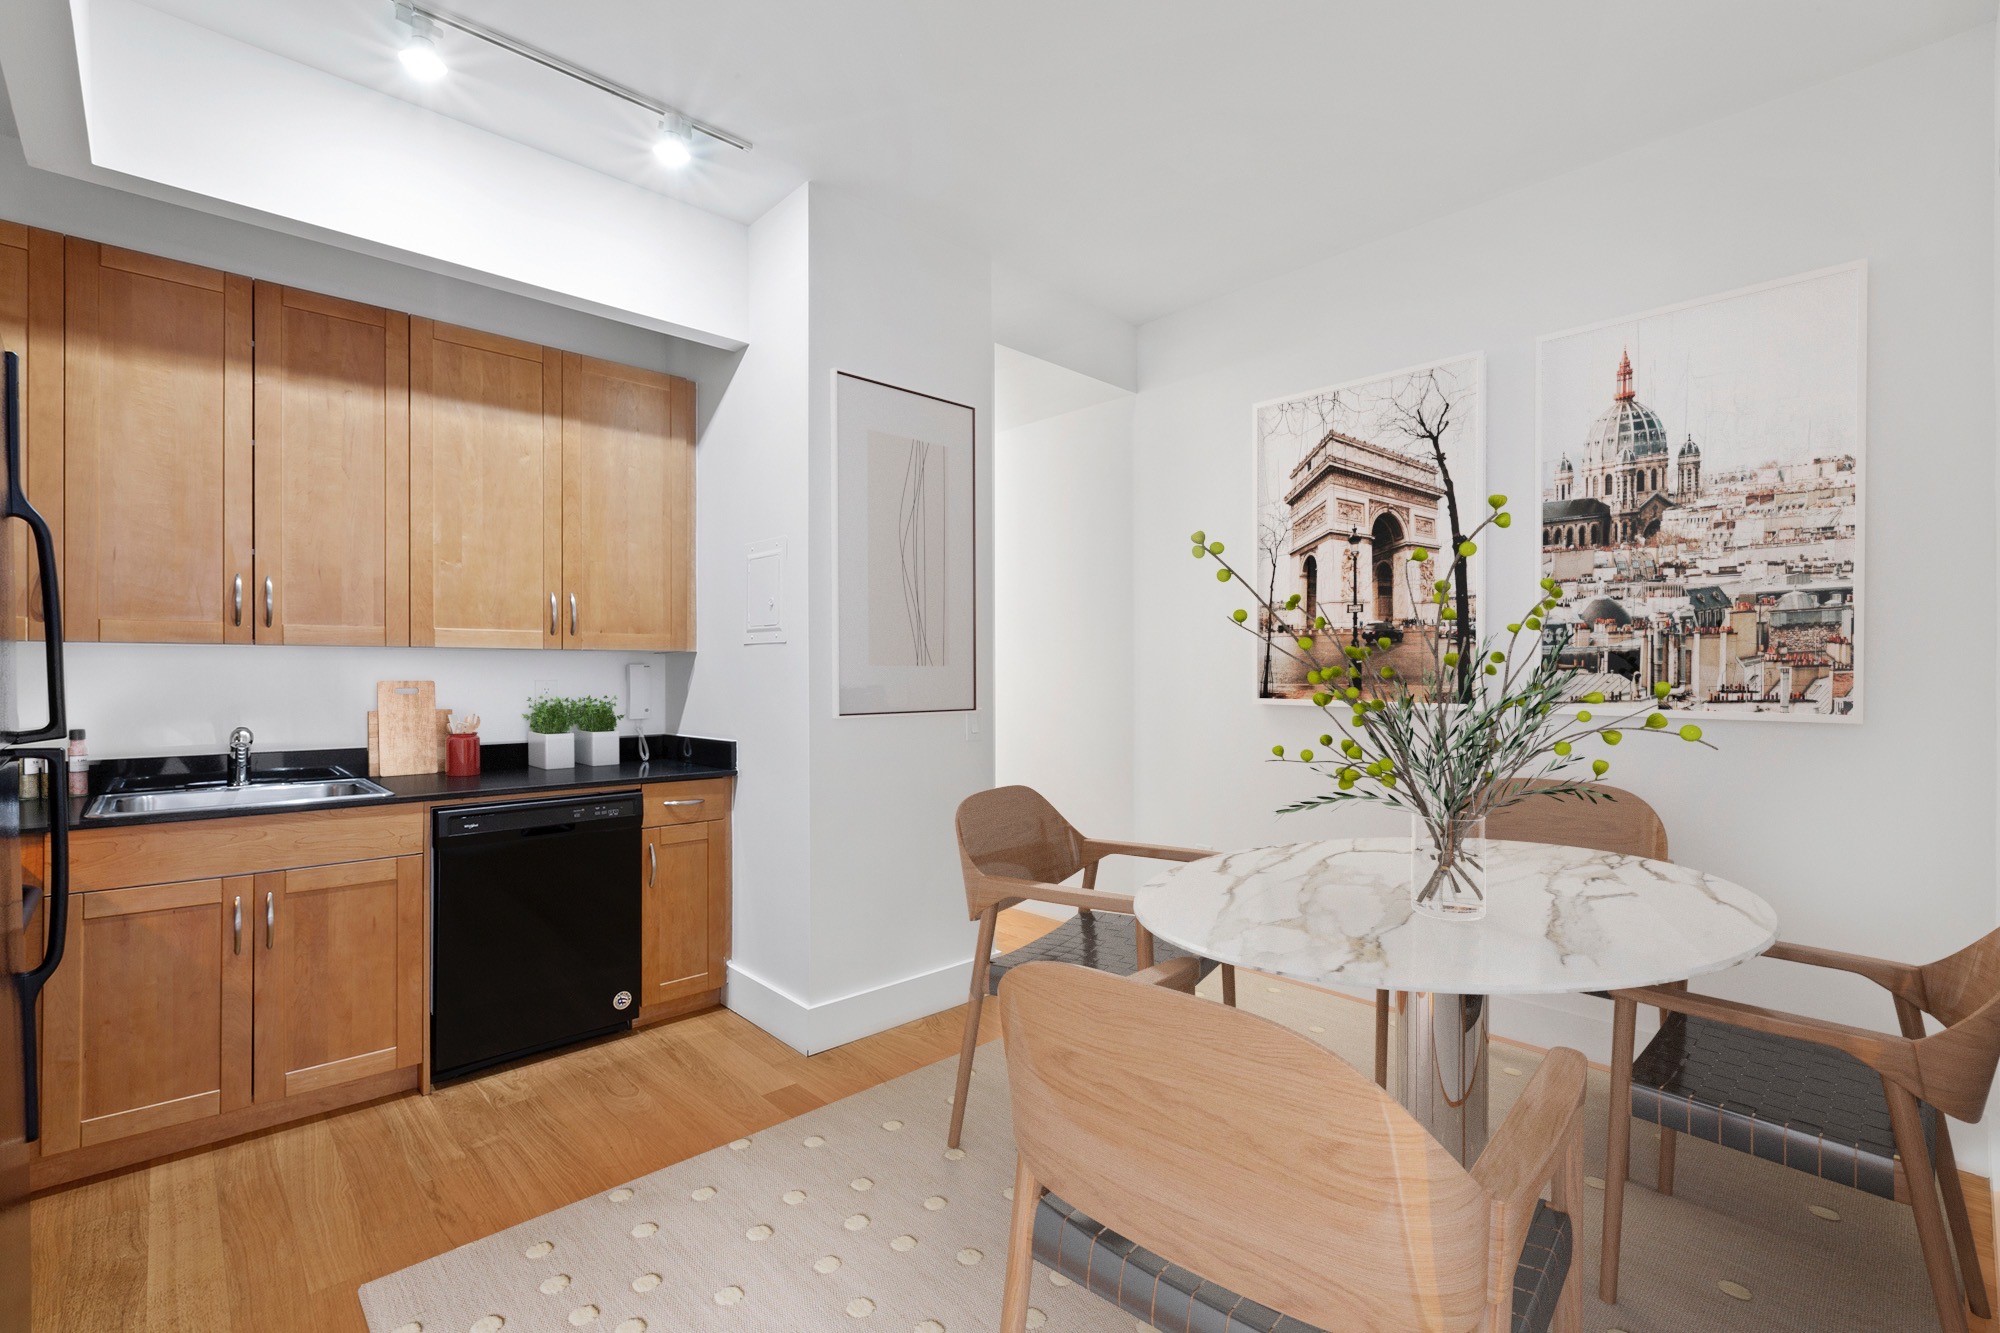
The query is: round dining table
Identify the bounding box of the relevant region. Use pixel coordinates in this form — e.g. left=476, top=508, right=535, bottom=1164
left=1132, top=837, right=1779, bottom=1163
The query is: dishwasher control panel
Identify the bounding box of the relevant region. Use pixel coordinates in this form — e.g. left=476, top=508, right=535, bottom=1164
left=435, top=790, right=643, bottom=839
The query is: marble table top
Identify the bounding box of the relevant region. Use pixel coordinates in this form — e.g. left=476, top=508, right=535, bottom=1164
left=1132, top=838, right=1778, bottom=997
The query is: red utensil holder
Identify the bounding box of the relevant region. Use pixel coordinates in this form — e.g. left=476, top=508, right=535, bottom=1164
left=446, top=733, right=481, bottom=777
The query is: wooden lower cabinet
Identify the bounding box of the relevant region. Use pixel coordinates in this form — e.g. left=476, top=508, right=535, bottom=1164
left=253, top=856, right=424, bottom=1103
left=40, top=877, right=253, bottom=1154
left=642, top=820, right=729, bottom=1009
left=35, top=850, right=425, bottom=1183
left=32, top=783, right=730, bottom=1186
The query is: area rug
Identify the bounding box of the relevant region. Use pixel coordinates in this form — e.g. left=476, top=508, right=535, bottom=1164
left=361, top=973, right=1950, bottom=1332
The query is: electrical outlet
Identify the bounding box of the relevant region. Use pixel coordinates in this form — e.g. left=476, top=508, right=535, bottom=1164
left=533, top=679, right=557, bottom=697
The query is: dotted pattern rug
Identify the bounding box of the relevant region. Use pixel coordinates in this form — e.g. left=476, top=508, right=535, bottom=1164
left=361, top=974, right=1951, bottom=1332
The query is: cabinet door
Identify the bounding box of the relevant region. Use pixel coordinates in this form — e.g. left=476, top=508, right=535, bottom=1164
left=0, top=222, right=63, bottom=642
left=253, top=856, right=423, bottom=1103
left=409, top=318, right=562, bottom=648
left=64, top=240, right=252, bottom=643
left=643, top=822, right=728, bottom=1005
left=561, top=353, right=696, bottom=650
left=38, top=878, right=253, bottom=1154
left=252, top=283, right=410, bottom=646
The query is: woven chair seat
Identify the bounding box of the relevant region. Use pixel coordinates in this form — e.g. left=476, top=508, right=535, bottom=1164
left=987, top=912, right=1216, bottom=995
left=1632, top=1012, right=1937, bottom=1200
left=1034, top=1191, right=1574, bottom=1333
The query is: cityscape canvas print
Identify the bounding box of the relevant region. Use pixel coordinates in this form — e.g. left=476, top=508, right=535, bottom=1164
left=834, top=371, right=977, bottom=715
left=1252, top=354, right=1484, bottom=702
left=1536, top=263, right=1865, bottom=720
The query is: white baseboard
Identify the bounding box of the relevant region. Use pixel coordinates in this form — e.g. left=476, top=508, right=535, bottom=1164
left=726, top=955, right=975, bottom=1056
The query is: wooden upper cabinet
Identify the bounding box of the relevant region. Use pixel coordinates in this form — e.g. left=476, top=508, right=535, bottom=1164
left=0, top=223, right=63, bottom=643
left=561, top=353, right=696, bottom=651
left=38, top=878, right=253, bottom=1154
left=252, top=856, right=422, bottom=1103
left=251, top=284, right=410, bottom=646
left=409, top=318, right=562, bottom=648
left=64, top=240, right=252, bottom=644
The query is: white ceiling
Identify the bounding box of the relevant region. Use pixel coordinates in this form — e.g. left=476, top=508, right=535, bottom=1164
left=994, top=345, right=1129, bottom=432
left=127, top=0, right=1998, bottom=324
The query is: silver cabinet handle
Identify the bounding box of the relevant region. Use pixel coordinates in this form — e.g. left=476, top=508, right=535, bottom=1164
left=265, top=891, right=275, bottom=949
left=648, top=842, right=657, bottom=887
left=233, top=575, right=243, bottom=626
left=233, top=896, right=242, bottom=955
left=660, top=798, right=704, bottom=808
left=569, top=592, right=578, bottom=636
left=263, top=576, right=274, bottom=628
left=549, top=592, right=558, bottom=636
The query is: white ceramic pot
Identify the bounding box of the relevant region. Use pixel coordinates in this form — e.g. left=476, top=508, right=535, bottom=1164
left=527, top=730, right=575, bottom=769
left=576, top=729, right=620, bottom=767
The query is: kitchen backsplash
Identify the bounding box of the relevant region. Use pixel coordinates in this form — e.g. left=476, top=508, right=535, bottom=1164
left=17, top=641, right=693, bottom=758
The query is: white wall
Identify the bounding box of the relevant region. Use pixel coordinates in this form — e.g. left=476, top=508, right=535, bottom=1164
left=679, top=185, right=817, bottom=1036
left=793, top=185, right=995, bottom=1049
left=1127, top=32, right=1997, bottom=1156
left=994, top=381, right=1139, bottom=897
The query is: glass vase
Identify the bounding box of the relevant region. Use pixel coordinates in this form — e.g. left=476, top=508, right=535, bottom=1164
left=1410, top=813, right=1488, bottom=920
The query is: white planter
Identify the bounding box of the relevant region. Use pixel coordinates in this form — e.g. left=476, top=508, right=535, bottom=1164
left=527, top=730, right=575, bottom=769
left=575, top=729, right=620, bottom=767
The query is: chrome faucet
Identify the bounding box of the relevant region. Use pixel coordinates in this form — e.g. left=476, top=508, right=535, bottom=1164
left=227, top=726, right=254, bottom=787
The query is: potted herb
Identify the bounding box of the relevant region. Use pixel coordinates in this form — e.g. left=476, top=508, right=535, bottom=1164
left=572, top=694, right=622, bottom=766
left=524, top=694, right=575, bottom=769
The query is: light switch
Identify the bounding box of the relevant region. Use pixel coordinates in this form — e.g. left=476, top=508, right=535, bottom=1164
left=746, top=540, right=786, bottom=644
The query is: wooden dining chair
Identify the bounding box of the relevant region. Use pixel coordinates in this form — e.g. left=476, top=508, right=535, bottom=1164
left=998, top=960, right=1588, bottom=1332
left=949, top=785, right=1236, bottom=1148
left=1368, top=781, right=1669, bottom=1087
left=1601, top=927, right=2000, bottom=1333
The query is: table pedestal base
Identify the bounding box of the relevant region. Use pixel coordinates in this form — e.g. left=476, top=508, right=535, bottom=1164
left=1393, top=990, right=1489, bottom=1164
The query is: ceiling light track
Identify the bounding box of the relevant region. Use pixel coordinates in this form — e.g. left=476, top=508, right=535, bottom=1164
left=391, top=2, right=752, bottom=153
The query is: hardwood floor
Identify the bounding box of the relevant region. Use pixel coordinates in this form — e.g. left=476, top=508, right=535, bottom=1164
left=29, top=910, right=1064, bottom=1331
left=30, top=908, right=1999, bottom=1330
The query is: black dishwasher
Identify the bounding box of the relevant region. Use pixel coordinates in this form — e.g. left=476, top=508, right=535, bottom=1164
left=431, top=791, right=643, bottom=1081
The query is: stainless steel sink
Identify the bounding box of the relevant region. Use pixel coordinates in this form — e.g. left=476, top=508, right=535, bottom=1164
left=85, top=776, right=395, bottom=820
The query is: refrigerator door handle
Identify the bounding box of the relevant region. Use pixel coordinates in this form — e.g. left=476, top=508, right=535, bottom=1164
left=13, top=747, right=69, bottom=1143
left=0, top=352, right=65, bottom=745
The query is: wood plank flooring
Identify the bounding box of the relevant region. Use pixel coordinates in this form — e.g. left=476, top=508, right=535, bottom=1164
left=30, top=908, right=1999, bottom=1330
left=29, top=911, right=1063, bottom=1331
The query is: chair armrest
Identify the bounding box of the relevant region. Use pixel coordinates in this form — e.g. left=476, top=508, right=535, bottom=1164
left=1079, top=837, right=1212, bottom=865
left=1129, top=957, right=1202, bottom=993
left=970, top=874, right=1138, bottom=917
left=1763, top=941, right=1925, bottom=1003
left=1616, top=984, right=1919, bottom=1085
left=1472, top=1048, right=1587, bottom=1253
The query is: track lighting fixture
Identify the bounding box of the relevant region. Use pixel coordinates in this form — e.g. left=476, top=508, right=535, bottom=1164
left=388, top=3, right=751, bottom=156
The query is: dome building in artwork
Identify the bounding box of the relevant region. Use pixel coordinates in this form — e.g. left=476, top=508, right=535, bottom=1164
left=1546, top=349, right=1702, bottom=545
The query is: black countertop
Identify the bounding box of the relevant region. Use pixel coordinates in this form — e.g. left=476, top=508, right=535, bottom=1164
left=23, top=734, right=735, bottom=833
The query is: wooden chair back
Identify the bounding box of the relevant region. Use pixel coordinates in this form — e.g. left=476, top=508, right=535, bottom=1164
left=999, top=961, right=1503, bottom=1330
left=955, top=785, right=1087, bottom=916
left=1489, top=780, right=1669, bottom=861
left=1911, top=927, right=2000, bottom=1121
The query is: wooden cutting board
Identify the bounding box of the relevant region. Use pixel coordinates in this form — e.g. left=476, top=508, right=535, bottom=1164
left=368, top=680, right=449, bottom=776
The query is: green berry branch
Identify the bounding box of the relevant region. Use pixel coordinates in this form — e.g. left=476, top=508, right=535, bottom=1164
left=1190, top=493, right=1716, bottom=906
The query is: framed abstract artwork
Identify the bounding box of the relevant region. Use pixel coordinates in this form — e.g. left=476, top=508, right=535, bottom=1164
left=833, top=371, right=977, bottom=715
left=1536, top=263, right=1865, bottom=721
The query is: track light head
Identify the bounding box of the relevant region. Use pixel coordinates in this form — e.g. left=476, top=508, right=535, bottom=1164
left=654, top=114, right=694, bottom=168
left=395, top=6, right=447, bottom=81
